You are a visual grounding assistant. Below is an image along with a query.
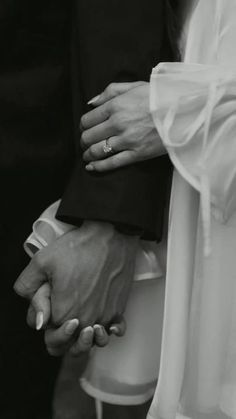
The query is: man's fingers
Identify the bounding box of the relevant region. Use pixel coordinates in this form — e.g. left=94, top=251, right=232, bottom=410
left=93, top=324, right=109, bottom=347
left=45, top=319, right=79, bottom=356
left=88, top=82, right=145, bottom=107
left=70, top=326, right=94, bottom=356
left=14, top=255, right=47, bottom=299
left=86, top=151, right=134, bottom=172
left=27, top=283, right=51, bottom=330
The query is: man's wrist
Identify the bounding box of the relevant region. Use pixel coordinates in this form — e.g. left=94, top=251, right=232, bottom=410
left=114, top=223, right=143, bottom=237
left=82, top=219, right=141, bottom=238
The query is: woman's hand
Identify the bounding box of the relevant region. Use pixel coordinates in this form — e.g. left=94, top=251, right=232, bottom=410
left=26, top=284, right=125, bottom=356
left=80, top=82, right=166, bottom=172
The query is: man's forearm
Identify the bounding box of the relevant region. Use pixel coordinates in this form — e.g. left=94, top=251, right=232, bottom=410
left=56, top=155, right=172, bottom=240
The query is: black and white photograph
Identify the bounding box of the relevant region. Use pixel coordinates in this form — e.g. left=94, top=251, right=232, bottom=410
left=1, top=1, right=235, bottom=418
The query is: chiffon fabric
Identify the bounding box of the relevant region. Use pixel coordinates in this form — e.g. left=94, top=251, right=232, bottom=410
left=148, top=1, right=236, bottom=418
left=24, top=200, right=166, bottom=406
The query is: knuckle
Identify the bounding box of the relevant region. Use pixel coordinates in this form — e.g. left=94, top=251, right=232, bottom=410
left=101, top=104, right=111, bottom=120
left=31, top=294, right=38, bottom=308
left=120, top=135, right=132, bottom=150
left=107, top=83, right=116, bottom=96
left=110, top=114, right=122, bottom=130
left=112, top=96, right=123, bottom=112
left=121, top=126, right=135, bottom=143
left=14, top=276, right=32, bottom=298
left=109, top=98, right=119, bottom=114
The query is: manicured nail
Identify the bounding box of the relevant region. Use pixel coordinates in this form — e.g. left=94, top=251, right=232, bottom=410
left=65, top=319, right=79, bottom=336
left=36, top=311, right=44, bottom=331
left=94, top=324, right=105, bottom=338
left=81, top=326, right=94, bottom=343
left=86, top=164, right=94, bottom=171
left=88, top=95, right=100, bottom=105
left=109, top=325, right=120, bottom=336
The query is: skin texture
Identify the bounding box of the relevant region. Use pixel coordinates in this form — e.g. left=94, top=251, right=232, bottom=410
left=14, top=221, right=138, bottom=355
left=80, top=82, right=166, bottom=172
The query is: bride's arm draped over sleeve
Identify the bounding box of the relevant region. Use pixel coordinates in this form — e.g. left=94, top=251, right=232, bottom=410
left=150, top=0, right=236, bottom=224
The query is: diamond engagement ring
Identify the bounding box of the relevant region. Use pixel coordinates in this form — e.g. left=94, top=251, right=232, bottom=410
left=103, top=139, right=114, bottom=156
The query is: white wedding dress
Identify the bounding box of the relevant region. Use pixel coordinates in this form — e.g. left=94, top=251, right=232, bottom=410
left=148, top=1, right=236, bottom=418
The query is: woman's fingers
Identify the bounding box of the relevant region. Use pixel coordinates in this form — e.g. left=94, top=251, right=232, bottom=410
left=70, top=326, right=94, bottom=356
left=86, top=150, right=135, bottom=172
left=93, top=324, right=109, bottom=347
left=83, top=136, right=124, bottom=162
left=88, top=82, right=145, bottom=107
left=70, top=324, right=111, bottom=356
left=81, top=82, right=145, bottom=131
left=80, top=120, right=117, bottom=150
left=109, top=317, right=126, bottom=337
left=45, top=319, right=79, bottom=356
left=81, top=102, right=111, bottom=131
left=44, top=318, right=125, bottom=357
left=27, top=283, right=51, bottom=330
left=70, top=319, right=126, bottom=356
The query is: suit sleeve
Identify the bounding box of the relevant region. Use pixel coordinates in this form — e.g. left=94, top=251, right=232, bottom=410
left=57, top=154, right=171, bottom=240
left=56, top=0, right=173, bottom=240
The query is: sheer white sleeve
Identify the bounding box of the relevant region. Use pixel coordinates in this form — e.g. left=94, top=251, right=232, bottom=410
left=150, top=63, right=236, bottom=225
left=150, top=0, right=236, bottom=229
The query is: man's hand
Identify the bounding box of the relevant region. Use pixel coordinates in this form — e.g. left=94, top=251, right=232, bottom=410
left=14, top=221, right=138, bottom=352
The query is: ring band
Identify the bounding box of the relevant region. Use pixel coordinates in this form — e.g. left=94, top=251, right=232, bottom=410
left=103, top=139, right=114, bottom=156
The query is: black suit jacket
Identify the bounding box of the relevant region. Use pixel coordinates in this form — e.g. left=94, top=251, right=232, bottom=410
left=57, top=0, right=173, bottom=239
left=0, top=0, right=74, bottom=204
left=0, top=0, right=172, bottom=242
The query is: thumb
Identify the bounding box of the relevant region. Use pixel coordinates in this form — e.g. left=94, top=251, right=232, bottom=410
left=27, top=283, right=51, bottom=330
left=14, top=255, right=47, bottom=300
left=88, top=82, right=145, bottom=107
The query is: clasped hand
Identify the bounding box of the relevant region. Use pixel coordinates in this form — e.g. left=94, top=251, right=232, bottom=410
left=14, top=221, right=138, bottom=356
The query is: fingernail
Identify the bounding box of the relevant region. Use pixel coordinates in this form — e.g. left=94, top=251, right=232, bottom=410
left=88, top=95, right=100, bottom=105
left=86, top=164, right=94, bottom=171
left=94, top=324, right=105, bottom=338
left=109, top=325, right=120, bottom=336
left=82, top=326, right=94, bottom=343
left=65, top=319, right=79, bottom=336
left=36, top=311, right=44, bottom=331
